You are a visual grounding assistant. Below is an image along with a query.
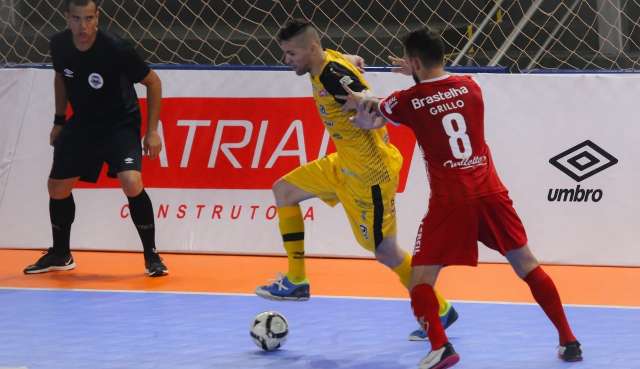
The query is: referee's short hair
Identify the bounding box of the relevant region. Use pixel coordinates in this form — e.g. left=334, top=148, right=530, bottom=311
left=65, top=0, right=101, bottom=11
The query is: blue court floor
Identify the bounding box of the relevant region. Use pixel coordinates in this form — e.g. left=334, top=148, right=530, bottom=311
left=0, top=288, right=637, bottom=369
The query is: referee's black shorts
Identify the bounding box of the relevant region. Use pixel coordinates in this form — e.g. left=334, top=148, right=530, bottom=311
left=49, top=115, right=143, bottom=183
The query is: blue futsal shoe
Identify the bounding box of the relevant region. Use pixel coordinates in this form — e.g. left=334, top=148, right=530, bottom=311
left=255, top=273, right=310, bottom=301
left=409, top=305, right=459, bottom=341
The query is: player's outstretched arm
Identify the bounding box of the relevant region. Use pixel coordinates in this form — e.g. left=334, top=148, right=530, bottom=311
left=338, top=81, right=382, bottom=113
left=350, top=100, right=386, bottom=130
left=140, top=70, right=163, bottom=160
left=343, top=54, right=365, bottom=73
left=388, top=55, right=412, bottom=76
left=338, top=82, right=385, bottom=130
left=50, top=72, right=68, bottom=146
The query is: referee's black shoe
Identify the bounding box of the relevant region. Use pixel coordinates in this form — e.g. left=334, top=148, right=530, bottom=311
left=144, top=252, right=168, bottom=277
left=23, top=248, right=75, bottom=274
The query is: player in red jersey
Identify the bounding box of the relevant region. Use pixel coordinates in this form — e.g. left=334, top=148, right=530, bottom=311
left=341, top=27, right=582, bottom=369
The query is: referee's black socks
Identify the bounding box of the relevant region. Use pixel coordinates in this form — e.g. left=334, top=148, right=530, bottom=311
left=127, top=189, right=157, bottom=257
left=50, top=194, right=75, bottom=255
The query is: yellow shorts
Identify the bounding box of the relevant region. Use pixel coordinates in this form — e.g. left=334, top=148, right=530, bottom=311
left=283, top=153, right=398, bottom=252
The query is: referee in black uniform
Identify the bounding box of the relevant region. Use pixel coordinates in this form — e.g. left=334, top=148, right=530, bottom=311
left=24, top=0, right=168, bottom=276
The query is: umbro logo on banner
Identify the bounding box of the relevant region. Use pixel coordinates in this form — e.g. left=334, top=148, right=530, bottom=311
left=547, top=140, right=618, bottom=203
left=549, top=140, right=618, bottom=182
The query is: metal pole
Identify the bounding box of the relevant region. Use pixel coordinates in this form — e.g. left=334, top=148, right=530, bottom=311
left=489, top=0, right=543, bottom=66
left=526, top=0, right=581, bottom=70
left=452, top=0, right=505, bottom=66
left=596, top=0, right=623, bottom=55
left=0, top=0, right=16, bottom=30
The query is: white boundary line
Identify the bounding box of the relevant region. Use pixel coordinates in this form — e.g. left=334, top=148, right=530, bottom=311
left=1, top=286, right=638, bottom=310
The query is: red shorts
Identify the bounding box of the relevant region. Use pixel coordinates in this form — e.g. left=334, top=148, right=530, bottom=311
left=411, top=192, right=528, bottom=266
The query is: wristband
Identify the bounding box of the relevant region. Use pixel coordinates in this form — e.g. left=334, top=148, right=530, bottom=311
left=53, top=114, right=66, bottom=126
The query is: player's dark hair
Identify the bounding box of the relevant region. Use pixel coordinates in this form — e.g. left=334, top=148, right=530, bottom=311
left=402, top=27, right=444, bottom=68
left=278, top=19, right=314, bottom=42
left=65, top=0, right=101, bottom=11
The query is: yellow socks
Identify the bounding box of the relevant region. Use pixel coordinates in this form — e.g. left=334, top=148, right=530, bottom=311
left=394, top=252, right=451, bottom=316
left=434, top=289, right=451, bottom=316
left=392, top=252, right=413, bottom=288
left=278, top=209, right=454, bottom=317
left=277, top=206, right=306, bottom=283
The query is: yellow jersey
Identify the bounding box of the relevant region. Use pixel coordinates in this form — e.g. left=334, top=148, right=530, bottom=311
left=310, top=49, right=403, bottom=186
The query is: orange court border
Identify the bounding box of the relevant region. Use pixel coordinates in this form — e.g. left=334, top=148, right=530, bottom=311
left=1, top=249, right=638, bottom=307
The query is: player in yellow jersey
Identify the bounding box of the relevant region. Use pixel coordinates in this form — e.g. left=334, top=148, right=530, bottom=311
left=255, top=19, right=457, bottom=340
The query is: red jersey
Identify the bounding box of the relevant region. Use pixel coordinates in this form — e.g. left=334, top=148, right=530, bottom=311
left=379, top=75, right=506, bottom=203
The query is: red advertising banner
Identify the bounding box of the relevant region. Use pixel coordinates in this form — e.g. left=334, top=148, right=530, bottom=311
left=77, top=97, right=416, bottom=192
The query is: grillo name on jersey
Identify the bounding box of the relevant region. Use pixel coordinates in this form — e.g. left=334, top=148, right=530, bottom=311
left=411, top=86, right=470, bottom=116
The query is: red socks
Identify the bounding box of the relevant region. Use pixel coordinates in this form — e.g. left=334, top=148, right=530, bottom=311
left=410, top=266, right=576, bottom=350
left=524, top=266, right=576, bottom=344
left=411, top=283, right=448, bottom=349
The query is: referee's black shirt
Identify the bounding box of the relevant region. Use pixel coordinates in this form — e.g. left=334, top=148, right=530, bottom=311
left=50, top=29, right=150, bottom=127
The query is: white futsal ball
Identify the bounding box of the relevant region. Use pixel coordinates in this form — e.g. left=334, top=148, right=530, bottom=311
left=250, top=311, right=289, bottom=351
